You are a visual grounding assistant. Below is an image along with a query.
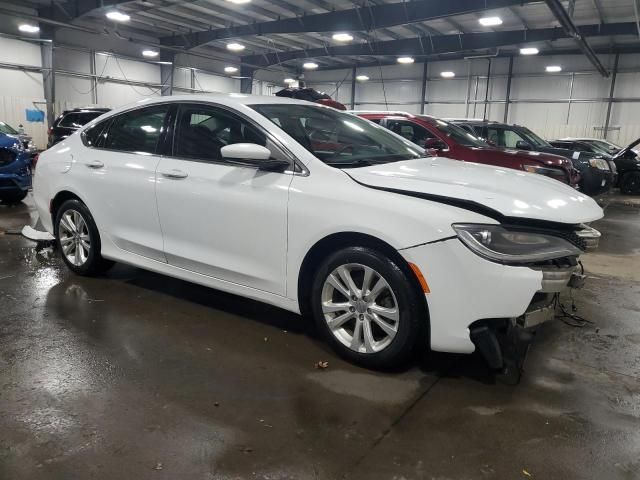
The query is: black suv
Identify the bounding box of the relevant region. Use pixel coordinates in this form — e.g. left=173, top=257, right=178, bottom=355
left=451, top=120, right=615, bottom=196
left=551, top=138, right=640, bottom=195
left=48, top=108, right=110, bottom=148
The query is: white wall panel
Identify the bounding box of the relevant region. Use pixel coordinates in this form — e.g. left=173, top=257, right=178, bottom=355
left=97, top=82, right=159, bottom=108
left=511, top=75, right=571, bottom=100
left=94, top=54, right=160, bottom=84
left=0, top=37, right=41, bottom=65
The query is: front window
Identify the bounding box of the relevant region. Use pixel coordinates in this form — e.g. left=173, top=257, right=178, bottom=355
left=518, top=127, right=550, bottom=148
left=0, top=122, right=18, bottom=135
left=421, top=118, right=485, bottom=147
left=250, top=104, right=424, bottom=167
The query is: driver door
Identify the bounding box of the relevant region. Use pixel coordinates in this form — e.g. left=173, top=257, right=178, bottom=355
left=154, top=103, right=293, bottom=295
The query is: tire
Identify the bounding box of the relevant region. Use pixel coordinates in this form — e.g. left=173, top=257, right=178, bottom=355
left=310, top=246, right=426, bottom=369
left=620, top=172, right=640, bottom=195
left=54, top=199, right=114, bottom=275
left=0, top=190, right=28, bottom=205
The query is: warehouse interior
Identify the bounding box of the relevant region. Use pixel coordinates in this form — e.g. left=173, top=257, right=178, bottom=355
left=1, top=1, right=639, bottom=479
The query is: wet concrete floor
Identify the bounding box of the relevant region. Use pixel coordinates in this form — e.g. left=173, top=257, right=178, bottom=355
left=1, top=196, right=639, bottom=479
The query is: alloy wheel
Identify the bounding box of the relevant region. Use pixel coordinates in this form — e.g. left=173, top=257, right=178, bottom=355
left=58, top=209, right=91, bottom=266
left=321, top=263, right=399, bottom=354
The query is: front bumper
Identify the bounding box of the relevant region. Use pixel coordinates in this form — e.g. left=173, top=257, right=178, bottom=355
left=578, top=165, right=614, bottom=196
left=0, top=170, right=32, bottom=192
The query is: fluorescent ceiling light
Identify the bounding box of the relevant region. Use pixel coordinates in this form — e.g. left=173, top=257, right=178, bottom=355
left=356, top=75, right=369, bottom=81
left=303, top=62, right=319, bottom=70
left=224, top=66, right=239, bottom=73
left=546, top=65, right=562, bottom=73
left=106, top=11, right=130, bottom=22
left=284, top=78, right=297, bottom=84
left=142, top=50, right=158, bottom=57
left=226, top=0, right=251, bottom=3
left=440, top=71, right=455, bottom=78
left=227, top=42, right=245, bottom=51
left=479, top=16, right=502, bottom=26
left=332, top=33, right=353, bottom=42
left=520, top=47, right=539, bottom=55
left=397, top=56, right=414, bottom=64
left=18, top=24, right=40, bottom=33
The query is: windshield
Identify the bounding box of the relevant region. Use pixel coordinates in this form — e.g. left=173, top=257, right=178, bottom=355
left=250, top=104, right=424, bottom=167
left=420, top=117, right=486, bottom=147
left=585, top=139, right=621, bottom=154
left=0, top=122, right=18, bottom=135
left=519, top=127, right=551, bottom=148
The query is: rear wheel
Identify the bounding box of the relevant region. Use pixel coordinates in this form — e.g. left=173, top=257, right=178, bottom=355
left=310, top=247, right=426, bottom=369
left=0, top=190, right=28, bottom=205
left=620, top=172, right=640, bottom=195
left=55, top=199, right=114, bottom=275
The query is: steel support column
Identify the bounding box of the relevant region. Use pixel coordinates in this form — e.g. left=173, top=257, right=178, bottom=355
left=240, top=66, right=254, bottom=94
left=603, top=53, right=620, bottom=139
left=40, top=38, right=55, bottom=129
left=503, top=56, right=513, bottom=122
left=350, top=66, right=357, bottom=110
left=420, top=61, right=428, bottom=114
left=89, top=49, right=98, bottom=104
left=160, top=51, right=174, bottom=96
left=483, top=58, right=492, bottom=119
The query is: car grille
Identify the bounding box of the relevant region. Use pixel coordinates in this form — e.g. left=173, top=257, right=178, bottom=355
left=0, top=148, right=17, bottom=167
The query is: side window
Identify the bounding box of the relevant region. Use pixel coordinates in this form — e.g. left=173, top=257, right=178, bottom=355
left=174, top=104, right=282, bottom=164
left=387, top=120, right=435, bottom=147
left=485, top=127, right=502, bottom=146
left=502, top=129, right=527, bottom=149
left=103, top=105, right=169, bottom=154
left=82, top=120, right=110, bottom=148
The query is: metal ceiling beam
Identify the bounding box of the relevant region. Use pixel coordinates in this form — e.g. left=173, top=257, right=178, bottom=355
left=38, top=0, right=133, bottom=22
left=243, top=22, right=638, bottom=67
left=545, top=0, right=610, bottom=77
left=160, top=0, right=538, bottom=49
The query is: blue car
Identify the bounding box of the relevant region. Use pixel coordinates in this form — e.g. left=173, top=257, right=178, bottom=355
left=0, top=133, right=32, bottom=205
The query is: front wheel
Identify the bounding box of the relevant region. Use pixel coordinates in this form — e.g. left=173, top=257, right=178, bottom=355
left=310, top=247, right=426, bottom=369
left=620, top=172, right=640, bottom=195
left=55, top=199, right=114, bottom=275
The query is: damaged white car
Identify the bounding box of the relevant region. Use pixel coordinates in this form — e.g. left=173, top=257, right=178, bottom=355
left=33, top=94, right=603, bottom=372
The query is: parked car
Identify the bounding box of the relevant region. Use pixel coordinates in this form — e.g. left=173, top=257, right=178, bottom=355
left=0, top=121, right=37, bottom=156
left=611, top=138, right=640, bottom=194
left=34, top=94, right=603, bottom=372
left=549, top=139, right=618, bottom=186
left=354, top=112, right=579, bottom=188
left=47, top=107, right=110, bottom=148
left=275, top=87, right=346, bottom=110
left=557, top=137, right=625, bottom=156
left=450, top=120, right=614, bottom=196
left=0, top=133, right=32, bottom=205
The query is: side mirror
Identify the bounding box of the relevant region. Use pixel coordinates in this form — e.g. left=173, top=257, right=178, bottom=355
left=424, top=138, right=447, bottom=150
left=516, top=140, right=532, bottom=151
left=220, top=143, right=289, bottom=171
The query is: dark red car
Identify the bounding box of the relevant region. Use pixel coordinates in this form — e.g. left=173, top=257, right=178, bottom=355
left=355, top=112, right=580, bottom=188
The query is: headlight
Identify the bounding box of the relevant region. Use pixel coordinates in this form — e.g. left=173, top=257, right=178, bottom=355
left=521, top=164, right=563, bottom=177
left=11, top=141, right=24, bottom=153
left=589, top=158, right=610, bottom=170
left=452, top=224, right=582, bottom=264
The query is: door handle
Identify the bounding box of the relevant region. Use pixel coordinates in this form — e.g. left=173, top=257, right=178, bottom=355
left=86, top=160, right=104, bottom=169
left=161, top=169, right=189, bottom=179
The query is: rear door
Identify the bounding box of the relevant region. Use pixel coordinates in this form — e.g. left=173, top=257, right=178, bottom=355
left=72, top=104, right=170, bottom=262
left=154, top=103, right=293, bottom=295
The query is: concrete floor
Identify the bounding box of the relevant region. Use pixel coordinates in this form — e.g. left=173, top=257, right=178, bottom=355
left=1, top=195, right=639, bottom=480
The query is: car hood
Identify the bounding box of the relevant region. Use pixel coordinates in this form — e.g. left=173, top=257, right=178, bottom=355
left=613, top=137, right=640, bottom=160
left=473, top=146, right=571, bottom=167
left=347, top=157, right=603, bottom=225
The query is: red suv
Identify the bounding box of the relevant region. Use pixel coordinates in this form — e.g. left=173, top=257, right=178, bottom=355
left=355, top=112, right=580, bottom=188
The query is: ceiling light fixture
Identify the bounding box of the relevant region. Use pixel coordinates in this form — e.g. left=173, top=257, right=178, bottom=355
left=227, top=42, right=245, bottom=51
left=106, top=11, right=130, bottom=22
left=226, top=0, right=251, bottom=3
left=224, top=66, right=239, bottom=73
left=284, top=78, right=297, bottom=84
left=303, top=62, right=319, bottom=70
left=332, top=33, right=354, bottom=42
left=397, top=56, right=414, bottom=64
left=440, top=71, right=455, bottom=78
left=356, top=75, right=369, bottom=81
left=142, top=50, right=158, bottom=57
left=546, top=65, right=562, bottom=73
left=520, top=47, right=539, bottom=55
left=18, top=24, right=40, bottom=33
left=479, top=16, right=502, bottom=26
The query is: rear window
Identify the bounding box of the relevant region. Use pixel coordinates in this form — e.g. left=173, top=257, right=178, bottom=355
left=58, top=111, right=104, bottom=129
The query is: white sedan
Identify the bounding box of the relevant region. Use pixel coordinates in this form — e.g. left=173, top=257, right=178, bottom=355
left=34, top=94, right=603, bottom=371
